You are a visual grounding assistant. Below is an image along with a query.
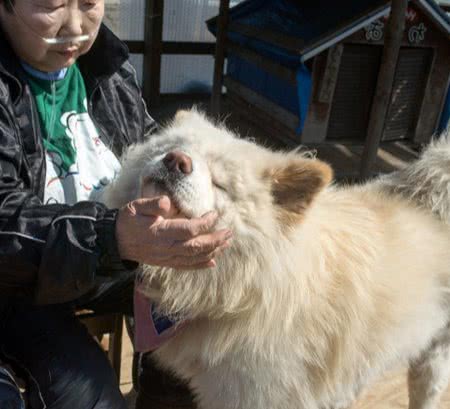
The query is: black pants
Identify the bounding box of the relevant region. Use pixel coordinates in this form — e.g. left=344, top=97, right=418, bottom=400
left=0, top=366, right=25, bottom=409
left=0, top=273, right=134, bottom=409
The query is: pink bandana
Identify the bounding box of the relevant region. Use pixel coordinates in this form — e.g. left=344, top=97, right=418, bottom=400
left=134, top=284, right=186, bottom=352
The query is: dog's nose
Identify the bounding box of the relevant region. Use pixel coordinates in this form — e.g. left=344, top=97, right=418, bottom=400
left=163, top=151, right=193, bottom=175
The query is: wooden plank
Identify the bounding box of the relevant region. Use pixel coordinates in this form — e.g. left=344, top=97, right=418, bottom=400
left=125, top=40, right=144, bottom=54
left=227, top=42, right=297, bottom=85
left=227, top=92, right=387, bottom=149
left=211, top=0, right=231, bottom=115
left=227, top=92, right=300, bottom=147
left=224, top=76, right=300, bottom=132
left=160, top=92, right=210, bottom=100
left=360, top=0, right=409, bottom=179
left=414, top=42, right=450, bottom=144
left=143, top=0, right=164, bottom=106
left=229, top=22, right=304, bottom=53
left=162, top=41, right=215, bottom=55
left=301, top=53, right=330, bottom=144
left=108, top=315, right=123, bottom=381
left=127, top=41, right=215, bottom=56
left=318, top=44, right=343, bottom=103
left=126, top=41, right=216, bottom=55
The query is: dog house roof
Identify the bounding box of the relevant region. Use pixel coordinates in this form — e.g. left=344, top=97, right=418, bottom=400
left=208, top=0, right=450, bottom=62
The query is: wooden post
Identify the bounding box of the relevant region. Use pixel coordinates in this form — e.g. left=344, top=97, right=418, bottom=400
left=108, top=314, right=123, bottom=381
left=359, top=0, right=408, bottom=179
left=143, top=0, right=164, bottom=107
left=211, top=0, right=231, bottom=116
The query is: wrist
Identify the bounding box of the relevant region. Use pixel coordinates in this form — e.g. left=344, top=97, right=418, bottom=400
left=115, top=206, right=135, bottom=262
left=96, top=209, right=138, bottom=273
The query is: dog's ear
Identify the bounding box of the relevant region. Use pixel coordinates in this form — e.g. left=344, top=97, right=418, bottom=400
left=173, top=108, right=206, bottom=125
left=266, top=158, right=333, bottom=225
left=174, top=109, right=192, bottom=124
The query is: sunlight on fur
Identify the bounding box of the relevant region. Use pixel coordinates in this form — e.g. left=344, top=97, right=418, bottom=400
left=102, top=111, right=450, bottom=409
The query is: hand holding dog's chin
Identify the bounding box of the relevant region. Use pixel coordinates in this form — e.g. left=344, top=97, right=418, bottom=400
left=115, top=197, right=232, bottom=270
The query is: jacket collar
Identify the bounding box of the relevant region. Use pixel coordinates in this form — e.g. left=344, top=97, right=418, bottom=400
left=78, top=24, right=129, bottom=83
left=0, top=24, right=24, bottom=101
left=0, top=24, right=129, bottom=98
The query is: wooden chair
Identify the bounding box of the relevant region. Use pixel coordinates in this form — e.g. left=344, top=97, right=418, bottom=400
left=76, top=310, right=124, bottom=380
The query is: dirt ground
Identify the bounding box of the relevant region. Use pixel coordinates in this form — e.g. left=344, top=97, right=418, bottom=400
left=118, top=326, right=136, bottom=407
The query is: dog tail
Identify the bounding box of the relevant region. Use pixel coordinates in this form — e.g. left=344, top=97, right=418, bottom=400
left=379, top=129, right=450, bottom=224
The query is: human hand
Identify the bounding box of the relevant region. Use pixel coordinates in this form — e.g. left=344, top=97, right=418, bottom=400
left=115, top=196, right=232, bottom=270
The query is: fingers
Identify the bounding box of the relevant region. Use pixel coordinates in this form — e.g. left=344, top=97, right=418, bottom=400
left=132, top=196, right=172, bottom=218
left=157, top=254, right=216, bottom=268
left=173, top=260, right=217, bottom=271
left=155, top=211, right=222, bottom=240
left=149, top=239, right=231, bottom=263
left=170, top=231, right=232, bottom=257
left=145, top=230, right=232, bottom=260
left=153, top=245, right=227, bottom=270
left=120, top=200, right=233, bottom=269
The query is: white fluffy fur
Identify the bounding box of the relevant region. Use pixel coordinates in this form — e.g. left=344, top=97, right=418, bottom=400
left=378, top=129, right=450, bottom=225
left=103, top=112, right=450, bottom=409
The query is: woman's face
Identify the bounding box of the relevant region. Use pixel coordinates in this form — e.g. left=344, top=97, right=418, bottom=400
left=0, top=0, right=104, bottom=72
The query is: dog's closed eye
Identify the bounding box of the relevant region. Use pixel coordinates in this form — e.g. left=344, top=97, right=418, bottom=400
left=212, top=180, right=228, bottom=193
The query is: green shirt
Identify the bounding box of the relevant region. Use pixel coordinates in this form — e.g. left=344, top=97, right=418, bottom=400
left=26, top=63, right=86, bottom=172
left=23, top=63, right=121, bottom=205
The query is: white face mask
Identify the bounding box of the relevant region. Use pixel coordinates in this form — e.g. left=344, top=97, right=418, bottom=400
left=7, top=0, right=93, bottom=45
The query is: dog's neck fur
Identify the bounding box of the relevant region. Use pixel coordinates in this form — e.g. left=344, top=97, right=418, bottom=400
left=141, top=185, right=392, bottom=385
left=140, top=185, right=375, bottom=334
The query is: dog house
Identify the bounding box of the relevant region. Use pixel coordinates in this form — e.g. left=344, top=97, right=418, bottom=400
left=208, top=0, right=450, bottom=146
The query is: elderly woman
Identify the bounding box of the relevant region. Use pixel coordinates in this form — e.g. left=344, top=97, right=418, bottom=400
left=0, top=1, right=230, bottom=408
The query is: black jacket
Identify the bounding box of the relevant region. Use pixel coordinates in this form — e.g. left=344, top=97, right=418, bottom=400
left=0, top=24, right=157, bottom=304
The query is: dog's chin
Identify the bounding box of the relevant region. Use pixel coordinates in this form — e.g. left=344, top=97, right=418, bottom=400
left=141, top=181, right=194, bottom=219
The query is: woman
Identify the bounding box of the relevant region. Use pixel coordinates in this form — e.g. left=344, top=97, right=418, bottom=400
left=0, top=1, right=231, bottom=408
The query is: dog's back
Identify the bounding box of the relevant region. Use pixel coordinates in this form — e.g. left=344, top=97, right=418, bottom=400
left=373, top=132, right=450, bottom=409
left=378, top=131, right=450, bottom=224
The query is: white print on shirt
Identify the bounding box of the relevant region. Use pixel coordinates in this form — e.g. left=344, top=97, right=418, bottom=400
left=44, top=99, right=121, bottom=205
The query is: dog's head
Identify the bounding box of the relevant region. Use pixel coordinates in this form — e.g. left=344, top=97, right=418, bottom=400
left=109, top=110, right=333, bottom=318
left=138, top=110, right=332, bottom=226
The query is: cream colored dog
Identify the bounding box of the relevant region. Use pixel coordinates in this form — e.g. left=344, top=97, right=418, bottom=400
left=103, top=111, right=450, bottom=409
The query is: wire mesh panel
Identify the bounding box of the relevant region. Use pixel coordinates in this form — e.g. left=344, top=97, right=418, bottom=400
left=164, top=0, right=217, bottom=42
left=103, top=1, right=145, bottom=86
left=161, top=55, right=215, bottom=94
left=163, top=0, right=243, bottom=42
left=162, top=0, right=242, bottom=93
left=104, top=0, right=145, bottom=41
left=103, top=0, right=244, bottom=94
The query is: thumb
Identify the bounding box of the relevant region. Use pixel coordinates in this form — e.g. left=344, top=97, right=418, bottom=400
left=131, top=196, right=172, bottom=218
